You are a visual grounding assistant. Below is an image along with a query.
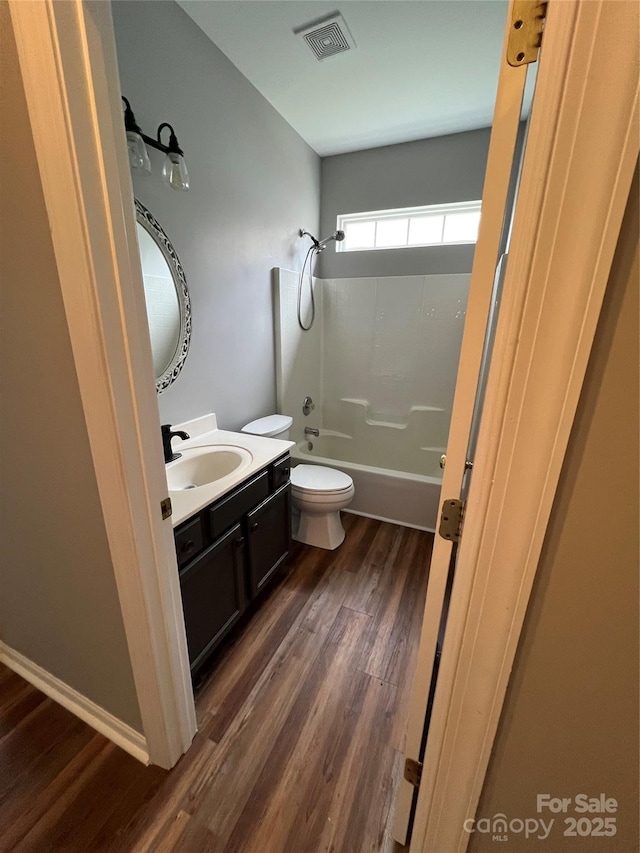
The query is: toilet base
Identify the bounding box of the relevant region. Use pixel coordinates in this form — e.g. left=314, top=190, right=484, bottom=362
left=294, top=509, right=346, bottom=550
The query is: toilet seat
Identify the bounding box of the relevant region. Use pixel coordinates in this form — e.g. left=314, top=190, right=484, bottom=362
left=291, top=464, right=353, bottom=495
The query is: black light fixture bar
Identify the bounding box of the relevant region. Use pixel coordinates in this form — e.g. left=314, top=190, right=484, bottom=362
left=122, top=96, right=189, bottom=190
left=122, top=97, right=181, bottom=155
left=139, top=124, right=184, bottom=157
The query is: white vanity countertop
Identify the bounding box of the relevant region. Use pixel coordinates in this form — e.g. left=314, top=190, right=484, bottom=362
left=166, top=413, right=294, bottom=528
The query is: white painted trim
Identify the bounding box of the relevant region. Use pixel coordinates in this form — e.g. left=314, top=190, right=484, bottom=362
left=0, top=644, right=149, bottom=765
left=8, top=0, right=197, bottom=768
left=336, top=201, right=482, bottom=252
left=411, top=0, right=639, bottom=850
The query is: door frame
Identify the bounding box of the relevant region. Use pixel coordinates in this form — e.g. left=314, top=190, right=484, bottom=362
left=7, top=0, right=637, bottom=799
left=7, top=0, right=197, bottom=767
left=408, top=1, right=639, bottom=850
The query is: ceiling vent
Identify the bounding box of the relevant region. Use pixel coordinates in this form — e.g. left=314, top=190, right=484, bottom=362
left=294, top=12, right=356, bottom=62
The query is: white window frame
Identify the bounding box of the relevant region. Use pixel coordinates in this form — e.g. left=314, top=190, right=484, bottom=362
left=336, top=201, right=482, bottom=252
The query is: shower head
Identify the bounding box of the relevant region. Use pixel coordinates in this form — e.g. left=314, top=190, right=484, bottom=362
left=318, top=229, right=345, bottom=248
left=299, top=228, right=345, bottom=251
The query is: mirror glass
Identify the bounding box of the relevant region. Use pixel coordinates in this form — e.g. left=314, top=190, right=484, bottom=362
left=135, top=199, right=191, bottom=392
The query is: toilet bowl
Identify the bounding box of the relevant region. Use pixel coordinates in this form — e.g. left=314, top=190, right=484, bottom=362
left=290, top=464, right=355, bottom=550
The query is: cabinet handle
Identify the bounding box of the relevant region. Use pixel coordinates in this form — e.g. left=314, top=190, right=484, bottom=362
left=250, top=522, right=259, bottom=532
left=181, top=540, right=195, bottom=555
left=234, top=537, right=245, bottom=548
left=282, top=467, right=290, bottom=477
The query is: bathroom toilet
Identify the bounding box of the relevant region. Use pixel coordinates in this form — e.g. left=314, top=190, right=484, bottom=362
left=240, top=415, right=355, bottom=550
left=290, top=464, right=354, bottom=550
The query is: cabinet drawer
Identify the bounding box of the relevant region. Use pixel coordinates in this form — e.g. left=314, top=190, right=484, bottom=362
left=175, top=516, right=205, bottom=569
left=271, top=454, right=291, bottom=490
left=208, top=470, right=270, bottom=539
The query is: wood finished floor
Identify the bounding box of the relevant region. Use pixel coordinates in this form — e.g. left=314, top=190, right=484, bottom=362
left=0, top=515, right=432, bottom=852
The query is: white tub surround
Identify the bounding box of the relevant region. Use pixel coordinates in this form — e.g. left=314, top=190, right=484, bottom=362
left=275, top=270, right=467, bottom=529
left=320, top=402, right=447, bottom=477
left=167, top=414, right=294, bottom=527
left=273, top=268, right=323, bottom=436
left=293, top=438, right=440, bottom=531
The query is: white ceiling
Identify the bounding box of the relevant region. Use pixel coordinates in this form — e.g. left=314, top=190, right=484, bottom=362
left=177, top=1, right=513, bottom=157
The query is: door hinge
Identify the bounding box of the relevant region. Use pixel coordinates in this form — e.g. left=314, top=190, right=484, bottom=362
left=507, top=0, right=547, bottom=67
left=439, top=498, right=465, bottom=543
left=161, top=496, right=172, bottom=520
left=404, top=757, right=423, bottom=789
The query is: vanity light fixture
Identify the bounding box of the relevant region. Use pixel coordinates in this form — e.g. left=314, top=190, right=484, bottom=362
left=122, top=97, right=189, bottom=192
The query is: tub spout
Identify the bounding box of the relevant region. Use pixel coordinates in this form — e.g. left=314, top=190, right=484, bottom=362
left=304, top=427, right=320, bottom=437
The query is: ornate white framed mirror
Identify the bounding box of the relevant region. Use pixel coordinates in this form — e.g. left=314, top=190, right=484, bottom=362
left=135, top=198, right=191, bottom=393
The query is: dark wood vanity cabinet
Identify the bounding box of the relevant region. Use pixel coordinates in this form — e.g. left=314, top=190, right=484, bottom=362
left=174, top=454, right=291, bottom=680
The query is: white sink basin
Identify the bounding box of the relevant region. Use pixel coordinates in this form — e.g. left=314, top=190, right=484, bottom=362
left=166, top=445, right=253, bottom=491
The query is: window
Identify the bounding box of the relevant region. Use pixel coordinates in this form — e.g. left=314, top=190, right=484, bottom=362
left=337, top=201, right=482, bottom=252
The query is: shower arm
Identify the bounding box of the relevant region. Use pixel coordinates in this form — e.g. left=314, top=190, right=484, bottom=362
left=299, top=229, right=320, bottom=250
left=299, top=228, right=345, bottom=252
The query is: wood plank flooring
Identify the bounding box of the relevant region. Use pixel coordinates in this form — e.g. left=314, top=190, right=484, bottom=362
left=0, top=515, right=432, bottom=852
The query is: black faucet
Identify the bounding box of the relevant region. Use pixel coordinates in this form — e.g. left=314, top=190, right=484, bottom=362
left=161, top=424, right=190, bottom=463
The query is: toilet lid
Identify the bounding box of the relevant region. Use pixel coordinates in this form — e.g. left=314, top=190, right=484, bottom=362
left=241, top=414, right=293, bottom=437
left=291, top=464, right=353, bottom=494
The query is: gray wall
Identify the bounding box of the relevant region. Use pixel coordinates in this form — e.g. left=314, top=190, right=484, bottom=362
left=112, top=0, right=321, bottom=429
left=318, top=127, right=491, bottom=278
left=469, top=168, right=639, bottom=852
left=0, top=4, right=142, bottom=731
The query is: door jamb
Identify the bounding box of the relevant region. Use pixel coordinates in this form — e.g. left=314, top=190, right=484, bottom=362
left=410, top=1, right=639, bottom=850
left=8, top=0, right=197, bottom=767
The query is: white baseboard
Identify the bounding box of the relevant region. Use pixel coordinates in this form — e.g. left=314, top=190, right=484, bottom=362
left=0, top=642, right=149, bottom=764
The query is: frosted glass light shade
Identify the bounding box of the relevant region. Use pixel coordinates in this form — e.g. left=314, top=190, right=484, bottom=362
left=162, top=152, right=190, bottom=192
left=126, top=131, right=151, bottom=173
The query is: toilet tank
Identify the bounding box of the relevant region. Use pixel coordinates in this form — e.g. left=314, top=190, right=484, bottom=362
left=241, top=414, right=293, bottom=440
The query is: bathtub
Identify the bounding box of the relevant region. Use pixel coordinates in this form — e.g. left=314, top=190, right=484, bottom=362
left=291, top=433, right=442, bottom=532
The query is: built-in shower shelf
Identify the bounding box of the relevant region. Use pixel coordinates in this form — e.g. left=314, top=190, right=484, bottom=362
left=340, top=398, right=445, bottom=429
left=321, top=429, right=353, bottom=440
left=420, top=446, right=447, bottom=453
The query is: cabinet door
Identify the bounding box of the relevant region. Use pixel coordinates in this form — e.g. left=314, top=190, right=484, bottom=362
left=179, top=522, right=247, bottom=676
left=246, top=483, right=291, bottom=599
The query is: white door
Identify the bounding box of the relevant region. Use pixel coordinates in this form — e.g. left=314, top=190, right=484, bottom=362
left=394, top=1, right=539, bottom=843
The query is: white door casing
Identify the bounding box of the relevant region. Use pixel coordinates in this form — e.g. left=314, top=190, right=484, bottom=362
left=7, top=0, right=197, bottom=767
